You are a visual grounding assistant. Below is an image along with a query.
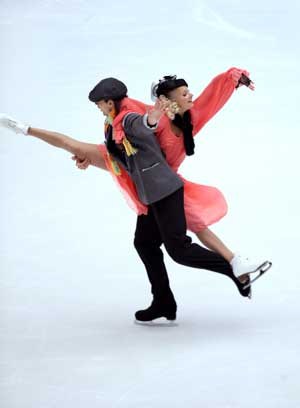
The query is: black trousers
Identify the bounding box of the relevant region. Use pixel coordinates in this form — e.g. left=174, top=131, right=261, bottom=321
left=134, top=187, right=236, bottom=300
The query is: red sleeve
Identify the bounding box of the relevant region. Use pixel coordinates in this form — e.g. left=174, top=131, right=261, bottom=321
left=191, top=67, right=250, bottom=135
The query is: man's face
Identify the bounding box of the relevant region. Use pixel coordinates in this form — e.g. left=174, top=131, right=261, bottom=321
left=95, top=99, right=114, bottom=116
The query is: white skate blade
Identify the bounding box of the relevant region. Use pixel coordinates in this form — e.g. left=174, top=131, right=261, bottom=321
left=243, top=261, right=272, bottom=289
left=134, top=318, right=178, bottom=327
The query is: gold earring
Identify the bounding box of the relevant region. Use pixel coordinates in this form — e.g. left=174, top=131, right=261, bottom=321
left=166, top=101, right=179, bottom=120
left=159, top=95, right=179, bottom=120
left=170, top=101, right=180, bottom=115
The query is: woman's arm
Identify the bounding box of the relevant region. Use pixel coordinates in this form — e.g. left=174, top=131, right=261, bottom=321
left=27, top=127, right=107, bottom=170
left=0, top=113, right=107, bottom=170
left=191, top=67, right=252, bottom=135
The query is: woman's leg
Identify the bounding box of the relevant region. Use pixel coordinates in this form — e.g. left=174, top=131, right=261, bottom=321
left=28, top=127, right=107, bottom=170
left=195, top=228, right=234, bottom=262
left=196, top=228, right=249, bottom=282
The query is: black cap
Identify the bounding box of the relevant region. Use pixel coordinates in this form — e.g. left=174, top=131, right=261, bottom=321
left=89, top=77, right=128, bottom=102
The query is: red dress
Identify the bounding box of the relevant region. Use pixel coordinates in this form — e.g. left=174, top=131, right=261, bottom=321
left=98, top=67, right=249, bottom=232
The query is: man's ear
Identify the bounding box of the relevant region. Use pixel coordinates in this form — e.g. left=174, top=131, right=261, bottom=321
left=107, top=100, right=114, bottom=108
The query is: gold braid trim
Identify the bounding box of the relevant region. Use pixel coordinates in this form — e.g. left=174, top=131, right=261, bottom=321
left=122, top=137, right=138, bottom=156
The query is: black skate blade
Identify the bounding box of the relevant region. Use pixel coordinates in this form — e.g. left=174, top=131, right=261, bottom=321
left=243, top=261, right=272, bottom=289
left=134, top=318, right=178, bottom=327
left=247, top=286, right=252, bottom=299
left=242, top=277, right=252, bottom=299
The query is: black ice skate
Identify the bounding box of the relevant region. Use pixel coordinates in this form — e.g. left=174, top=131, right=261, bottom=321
left=235, top=276, right=252, bottom=299
left=135, top=296, right=177, bottom=323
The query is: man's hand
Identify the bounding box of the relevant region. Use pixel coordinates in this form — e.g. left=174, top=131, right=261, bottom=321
left=71, top=155, right=91, bottom=170
left=147, top=96, right=171, bottom=126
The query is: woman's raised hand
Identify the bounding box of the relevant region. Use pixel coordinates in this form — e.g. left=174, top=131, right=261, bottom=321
left=233, top=71, right=255, bottom=91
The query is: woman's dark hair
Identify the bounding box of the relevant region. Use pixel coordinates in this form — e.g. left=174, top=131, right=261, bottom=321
left=152, top=75, right=188, bottom=98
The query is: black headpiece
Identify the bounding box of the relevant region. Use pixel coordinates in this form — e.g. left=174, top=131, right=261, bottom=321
left=152, top=75, right=188, bottom=99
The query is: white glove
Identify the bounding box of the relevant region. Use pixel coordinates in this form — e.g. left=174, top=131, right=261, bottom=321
left=0, top=113, right=29, bottom=135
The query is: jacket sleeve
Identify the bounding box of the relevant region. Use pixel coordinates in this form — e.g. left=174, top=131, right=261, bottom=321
left=191, top=67, right=250, bottom=135
left=122, top=113, right=154, bottom=140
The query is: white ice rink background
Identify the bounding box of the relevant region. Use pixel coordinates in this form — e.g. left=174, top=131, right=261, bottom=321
left=1, top=1, right=300, bottom=407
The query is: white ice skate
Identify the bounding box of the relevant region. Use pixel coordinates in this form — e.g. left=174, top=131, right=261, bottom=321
left=230, top=254, right=272, bottom=289
left=0, top=113, right=29, bottom=135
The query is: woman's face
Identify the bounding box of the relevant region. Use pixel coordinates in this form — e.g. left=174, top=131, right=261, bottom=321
left=168, top=86, right=194, bottom=113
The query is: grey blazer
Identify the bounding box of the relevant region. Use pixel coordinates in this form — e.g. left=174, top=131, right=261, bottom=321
left=108, top=112, right=183, bottom=205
